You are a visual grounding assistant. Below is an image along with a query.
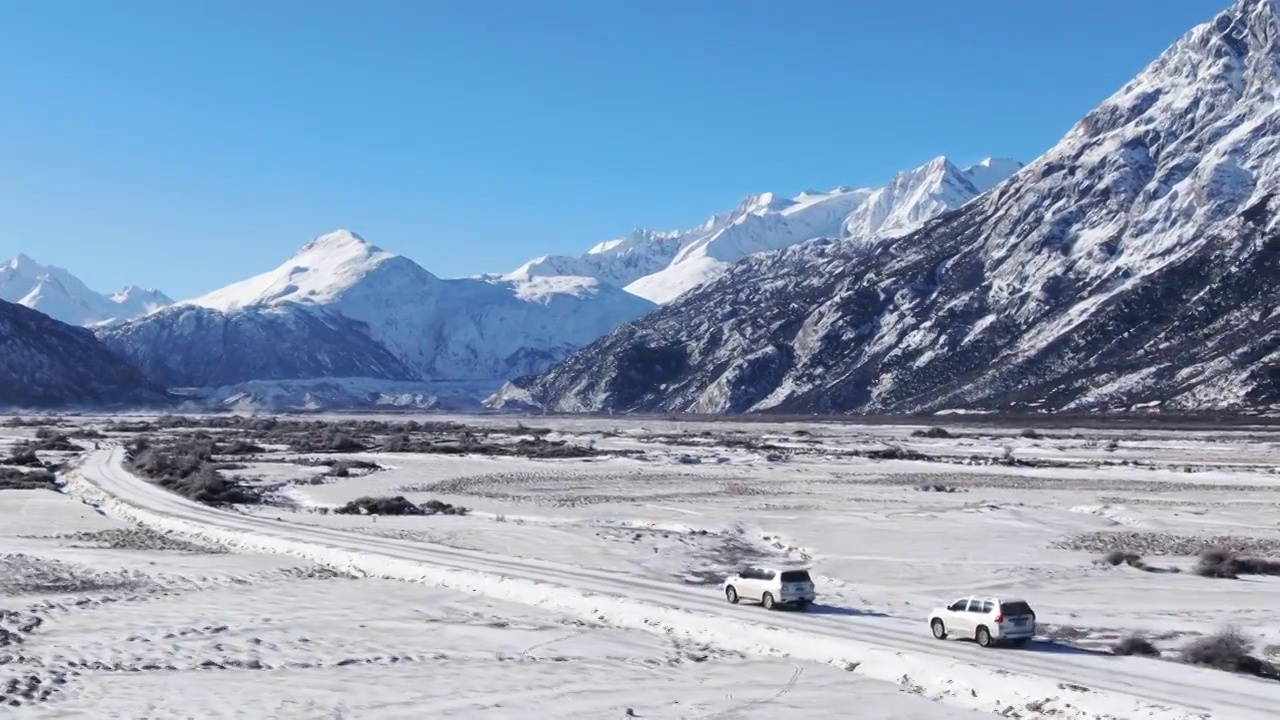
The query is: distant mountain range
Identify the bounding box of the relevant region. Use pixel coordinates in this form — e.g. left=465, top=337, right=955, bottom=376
left=507, top=157, right=1021, bottom=305
left=91, top=230, right=656, bottom=408
left=10, top=1, right=1276, bottom=415
left=2, top=154, right=1019, bottom=411
left=503, top=0, right=1280, bottom=415
left=0, top=254, right=171, bottom=326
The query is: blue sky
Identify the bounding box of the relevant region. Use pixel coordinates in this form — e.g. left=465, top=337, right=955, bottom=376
left=1, top=0, right=1228, bottom=300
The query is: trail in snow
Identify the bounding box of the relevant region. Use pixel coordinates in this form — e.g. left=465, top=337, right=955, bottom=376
left=66, top=447, right=1280, bottom=720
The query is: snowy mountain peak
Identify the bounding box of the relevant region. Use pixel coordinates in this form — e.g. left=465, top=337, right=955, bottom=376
left=186, top=229, right=432, bottom=312
left=0, top=253, right=171, bottom=326
left=298, top=229, right=376, bottom=256
left=840, top=155, right=992, bottom=242
left=963, top=157, right=1025, bottom=192
left=734, top=192, right=796, bottom=216
left=7, top=253, right=38, bottom=271
left=509, top=154, right=1019, bottom=306
left=519, top=0, right=1280, bottom=416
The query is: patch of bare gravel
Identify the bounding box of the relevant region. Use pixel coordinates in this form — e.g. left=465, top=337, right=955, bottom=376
left=1050, top=531, right=1280, bottom=557
left=25, top=529, right=226, bottom=554
left=0, top=555, right=157, bottom=596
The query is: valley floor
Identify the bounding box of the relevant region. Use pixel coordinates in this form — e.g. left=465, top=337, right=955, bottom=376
left=2, top=414, right=1280, bottom=718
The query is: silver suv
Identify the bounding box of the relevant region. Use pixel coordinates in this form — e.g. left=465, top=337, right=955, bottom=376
left=723, top=566, right=816, bottom=610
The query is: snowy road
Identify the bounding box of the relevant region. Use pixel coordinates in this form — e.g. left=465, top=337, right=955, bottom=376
left=71, top=447, right=1280, bottom=720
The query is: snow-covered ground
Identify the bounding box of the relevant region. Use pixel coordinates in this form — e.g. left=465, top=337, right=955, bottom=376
left=4, top=415, right=1280, bottom=718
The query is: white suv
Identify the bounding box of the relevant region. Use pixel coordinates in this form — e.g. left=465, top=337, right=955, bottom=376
left=723, top=566, right=815, bottom=610
left=928, top=596, right=1036, bottom=648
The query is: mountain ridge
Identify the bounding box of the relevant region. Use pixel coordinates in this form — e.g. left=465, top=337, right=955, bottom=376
left=0, top=254, right=172, bottom=326
left=0, top=298, right=169, bottom=408
left=503, top=0, right=1280, bottom=415
left=97, top=230, right=657, bottom=397
left=507, top=156, right=1023, bottom=305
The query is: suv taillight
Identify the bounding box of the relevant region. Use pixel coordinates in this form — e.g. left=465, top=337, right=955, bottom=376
left=994, top=613, right=1004, bottom=623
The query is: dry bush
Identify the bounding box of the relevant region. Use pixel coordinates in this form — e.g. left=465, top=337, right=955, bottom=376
left=911, top=427, right=954, bottom=438
left=0, top=467, right=58, bottom=491
left=125, top=436, right=260, bottom=505
left=333, top=496, right=469, bottom=516
left=3, top=449, right=44, bottom=467
left=1180, top=628, right=1280, bottom=679
left=1194, top=548, right=1280, bottom=579
left=1112, top=634, right=1160, bottom=657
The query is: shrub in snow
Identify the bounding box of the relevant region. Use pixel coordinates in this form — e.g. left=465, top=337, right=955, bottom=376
left=911, top=427, right=953, bottom=438
left=5, top=416, right=58, bottom=428
left=1112, top=634, right=1160, bottom=657
left=333, top=496, right=469, bottom=516
left=125, top=436, right=260, bottom=505
left=423, top=498, right=469, bottom=516
left=1194, top=548, right=1280, bottom=579
left=220, top=439, right=266, bottom=455
left=0, top=467, right=57, bottom=491
left=1019, top=428, right=1041, bottom=439
left=18, top=433, right=78, bottom=452
left=335, top=496, right=423, bottom=516
left=1180, top=628, right=1279, bottom=679
left=862, top=446, right=924, bottom=461
left=1101, top=550, right=1146, bottom=568
left=3, top=449, right=44, bottom=467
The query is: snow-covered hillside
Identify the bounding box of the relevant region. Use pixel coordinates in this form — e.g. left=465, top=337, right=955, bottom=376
left=0, top=299, right=167, bottom=408
left=98, top=230, right=655, bottom=398
left=509, top=0, right=1280, bottom=415
left=509, top=157, right=1022, bottom=304
left=0, top=254, right=171, bottom=326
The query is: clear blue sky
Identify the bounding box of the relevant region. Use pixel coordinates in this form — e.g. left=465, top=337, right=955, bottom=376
left=0, top=0, right=1228, bottom=300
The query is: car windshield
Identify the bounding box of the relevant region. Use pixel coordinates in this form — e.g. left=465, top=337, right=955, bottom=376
left=1000, top=601, right=1034, bottom=616
left=779, top=570, right=811, bottom=583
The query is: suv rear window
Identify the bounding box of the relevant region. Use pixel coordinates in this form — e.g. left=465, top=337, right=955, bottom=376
left=780, top=571, right=811, bottom=583
left=1000, top=601, right=1034, bottom=616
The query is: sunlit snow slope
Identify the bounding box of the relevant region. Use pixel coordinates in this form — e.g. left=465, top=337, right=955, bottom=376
left=510, top=157, right=1022, bottom=304
left=97, top=231, right=656, bottom=397
left=512, top=0, right=1280, bottom=415
left=0, top=254, right=171, bottom=326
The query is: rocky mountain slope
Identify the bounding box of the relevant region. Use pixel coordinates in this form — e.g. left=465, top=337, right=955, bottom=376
left=97, top=231, right=656, bottom=395
left=0, top=299, right=168, bottom=408
left=506, top=0, right=1280, bottom=415
left=0, top=255, right=171, bottom=326
left=509, top=157, right=1022, bottom=304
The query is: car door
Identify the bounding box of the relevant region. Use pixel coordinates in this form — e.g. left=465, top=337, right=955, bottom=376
left=964, top=598, right=987, bottom=635
left=757, top=569, right=777, bottom=600
left=944, top=598, right=970, bottom=633
left=738, top=568, right=762, bottom=601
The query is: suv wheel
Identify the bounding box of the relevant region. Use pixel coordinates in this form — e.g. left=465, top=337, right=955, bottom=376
left=725, top=586, right=739, bottom=604
left=931, top=619, right=947, bottom=640
left=761, top=592, right=776, bottom=610
left=975, top=626, right=992, bottom=648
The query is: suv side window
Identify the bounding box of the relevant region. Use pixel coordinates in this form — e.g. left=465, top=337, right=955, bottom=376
left=966, top=599, right=984, bottom=613
left=947, top=599, right=968, bottom=612
left=981, top=600, right=995, bottom=613
left=759, top=570, right=776, bottom=581
left=741, top=568, right=759, bottom=580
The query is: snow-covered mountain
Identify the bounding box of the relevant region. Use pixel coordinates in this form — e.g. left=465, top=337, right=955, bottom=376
left=0, top=299, right=168, bottom=408
left=503, top=0, right=1280, bottom=415
left=0, top=254, right=172, bottom=326
left=97, top=230, right=656, bottom=395
left=508, top=157, right=1023, bottom=305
